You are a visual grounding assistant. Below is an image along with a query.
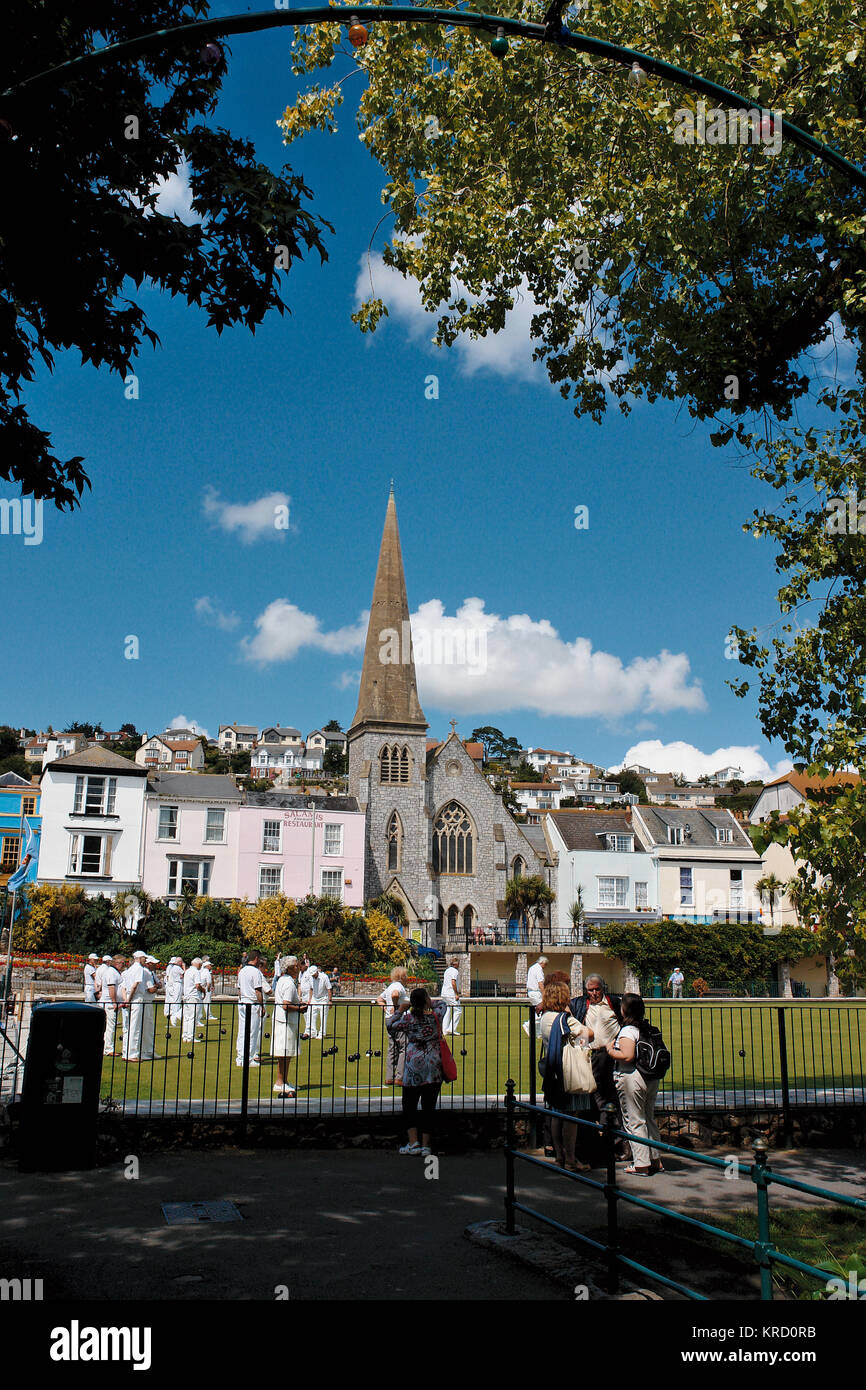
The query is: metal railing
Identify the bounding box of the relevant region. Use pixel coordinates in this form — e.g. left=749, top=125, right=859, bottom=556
left=504, top=1086, right=866, bottom=1299
left=1, top=998, right=863, bottom=1117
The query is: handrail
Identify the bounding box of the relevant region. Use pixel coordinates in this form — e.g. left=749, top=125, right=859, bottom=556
left=504, top=1082, right=864, bottom=1299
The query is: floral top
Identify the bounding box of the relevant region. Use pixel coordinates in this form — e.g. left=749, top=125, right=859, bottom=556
left=386, top=1001, right=447, bottom=1086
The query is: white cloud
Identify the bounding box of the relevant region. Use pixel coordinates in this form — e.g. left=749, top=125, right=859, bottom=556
left=202, top=487, right=292, bottom=545
left=610, top=739, right=792, bottom=783
left=151, top=158, right=201, bottom=225
left=194, top=596, right=241, bottom=632
left=242, top=592, right=705, bottom=718
left=168, top=714, right=210, bottom=739
left=241, top=601, right=369, bottom=666
left=355, top=253, right=547, bottom=383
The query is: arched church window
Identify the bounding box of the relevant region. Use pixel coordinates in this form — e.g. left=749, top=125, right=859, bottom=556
left=432, top=801, right=475, bottom=875
left=379, top=744, right=410, bottom=784
left=386, top=811, right=402, bottom=873
left=447, top=905, right=459, bottom=935
left=463, top=905, right=475, bottom=935
left=512, top=856, right=526, bottom=879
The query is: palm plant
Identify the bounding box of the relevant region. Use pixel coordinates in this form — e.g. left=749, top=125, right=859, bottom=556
left=569, top=888, right=586, bottom=943
left=756, top=873, right=786, bottom=928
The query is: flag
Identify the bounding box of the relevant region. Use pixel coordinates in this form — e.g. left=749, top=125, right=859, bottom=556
left=7, top=816, right=40, bottom=892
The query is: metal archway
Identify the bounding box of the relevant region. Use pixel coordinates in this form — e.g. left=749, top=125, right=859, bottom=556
left=3, top=5, right=866, bottom=189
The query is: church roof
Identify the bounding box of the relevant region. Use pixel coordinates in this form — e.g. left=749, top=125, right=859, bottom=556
left=349, top=489, right=427, bottom=732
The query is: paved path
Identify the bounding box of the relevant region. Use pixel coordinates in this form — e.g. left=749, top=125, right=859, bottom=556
left=0, top=1146, right=862, bottom=1302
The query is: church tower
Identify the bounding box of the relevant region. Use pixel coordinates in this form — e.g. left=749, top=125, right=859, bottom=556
left=348, top=490, right=431, bottom=925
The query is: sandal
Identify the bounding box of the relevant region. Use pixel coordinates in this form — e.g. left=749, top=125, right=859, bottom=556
left=623, top=1165, right=654, bottom=1175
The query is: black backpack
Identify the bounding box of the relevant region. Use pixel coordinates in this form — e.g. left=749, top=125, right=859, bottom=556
left=635, top=1023, right=671, bottom=1081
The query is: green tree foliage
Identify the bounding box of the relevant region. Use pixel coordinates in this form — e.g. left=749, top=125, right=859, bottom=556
left=281, top=2, right=866, bottom=433
left=470, top=726, right=522, bottom=764
left=2, top=0, right=330, bottom=506
left=158, top=932, right=241, bottom=969
left=610, top=769, right=648, bottom=802
left=594, top=919, right=820, bottom=990
left=323, top=744, right=348, bottom=774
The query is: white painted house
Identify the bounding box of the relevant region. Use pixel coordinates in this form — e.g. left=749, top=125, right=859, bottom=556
left=544, top=810, right=659, bottom=932
left=37, top=746, right=149, bottom=895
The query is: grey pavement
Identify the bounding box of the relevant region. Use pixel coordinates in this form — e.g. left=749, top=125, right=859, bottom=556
left=0, top=1144, right=863, bottom=1302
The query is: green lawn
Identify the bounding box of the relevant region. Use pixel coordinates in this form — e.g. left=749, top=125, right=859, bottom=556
left=98, top=1000, right=866, bottom=1110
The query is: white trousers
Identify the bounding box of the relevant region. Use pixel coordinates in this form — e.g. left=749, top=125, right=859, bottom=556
left=614, top=1070, right=661, bottom=1169
left=442, top=1001, right=462, bottom=1034
left=84, top=987, right=97, bottom=1004
left=124, top=1002, right=144, bottom=1059
left=102, top=1004, right=118, bottom=1054
left=523, top=989, right=543, bottom=1036
left=164, top=996, right=182, bottom=1024
left=236, top=1003, right=263, bottom=1063
left=182, top=1001, right=200, bottom=1042
left=203, top=990, right=217, bottom=1019
left=139, top=999, right=156, bottom=1059
left=307, top=1003, right=329, bottom=1039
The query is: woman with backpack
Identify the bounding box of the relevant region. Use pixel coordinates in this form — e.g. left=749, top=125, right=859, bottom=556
left=606, top=993, right=664, bottom=1176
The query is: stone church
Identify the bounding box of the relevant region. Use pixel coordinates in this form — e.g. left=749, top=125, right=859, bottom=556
left=347, top=490, right=546, bottom=948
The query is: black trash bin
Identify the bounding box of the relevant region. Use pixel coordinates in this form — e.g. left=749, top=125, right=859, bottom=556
left=18, top=1001, right=105, bottom=1171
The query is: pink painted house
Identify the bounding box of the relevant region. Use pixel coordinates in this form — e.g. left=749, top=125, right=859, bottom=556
left=237, top=793, right=365, bottom=907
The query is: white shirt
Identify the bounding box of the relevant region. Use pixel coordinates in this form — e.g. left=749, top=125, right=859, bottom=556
left=200, top=966, right=213, bottom=991
left=442, top=966, right=460, bottom=1001
left=586, top=999, right=620, bottom=1050
left=381, top=980, right=409, bottom=1019
left=275, top=975, right=299, bottom=1011
left=238, top=964, right=265, bottom=1003
left=94, top=964, right=107, bottom=995
left=101, top=966, right=121, bottom=1004
left=166, top=963, right=184, bottom=998
left=614, top=1023, right=640, bottom=1074
left=309, top=971, right=331, bottom=1003
left=84, top=964, right=97, bottom=992
left=124, top=962, right=150, bottom=1004
left=183, top=966, right=202, bottom=1002
left=526, top=963, right=546, bottom=996
left=298, top=968, right=313, bottom=1000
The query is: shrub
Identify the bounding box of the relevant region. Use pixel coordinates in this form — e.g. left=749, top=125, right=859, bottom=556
left=365, top=908, right=410, bottom=965
left=158, top=934, right=244, bottom=970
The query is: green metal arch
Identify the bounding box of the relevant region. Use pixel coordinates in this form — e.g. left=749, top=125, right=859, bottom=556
left=3, top=5, right=865, bottom=189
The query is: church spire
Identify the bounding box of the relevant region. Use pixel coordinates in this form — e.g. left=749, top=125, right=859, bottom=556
left=349, top=491, right=427, bottom=732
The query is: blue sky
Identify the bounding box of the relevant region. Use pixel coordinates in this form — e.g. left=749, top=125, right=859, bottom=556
left=0, top=7, right=844, bottom=780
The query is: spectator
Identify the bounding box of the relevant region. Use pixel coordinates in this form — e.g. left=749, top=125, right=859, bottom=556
left=272, top=956, right=306, bottom=1096
left=441, top=958, right=462, bottom=1035
left=522, top=955, right=548, bottom=1037
left=571, top=974, right=630, bottom=1162
left=607, top=993, right=663, bottom=1176
left=307, top=965, right=332, bottom=1040
left=538, top=979, right=594, bottom=1173
left=386, top=988, right=447, bottom=1156
left=668, top=966, right=685, bottom=999
left=83, top=954, right=99, bottom=1004
left=376, top=966, right=410, bottom=1085
left=236, top=950, right=266, bottom=1067
left=182, top=958, right=205, bottom=1045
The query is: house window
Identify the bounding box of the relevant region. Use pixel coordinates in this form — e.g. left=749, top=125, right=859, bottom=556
left=321, top=868, right=343, bottom=900
left=323, top=823, right=343, bottom=856
left=432, top=801, right=475, bottom=875
left=1, top=836, right=20, bottom=871
left=716, top=827, right=733, bottom=843
left=69, top=833, right=112, bottom=876
left=386, top=812, right=402, bottom=873
left=380, top=744, right=410, bottom=784
left=512, top=856, right=526, bottom=879
left=168, top=859, right=211, bottom=896
left=258, top=865, right=282, bottom=898
left=635, top=881, right=648, bottom=909
left=158, top=806, right=178, bottom=841
left=667, top=826, right=684, bottom=845
left=205, top=809, right=225, bottom=843
left=679, top=867, right=694, bottom=907
left=598, top=877, right=628, bottom=909
left=73, top=776, right=117, bottom=815
left=262, top=820, right=281, bottom=853
left=730, top=868, right=743, bottom=907
left=606, top=834, right=633, bottom=852
left=22, top=795, right=36, bottom=816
